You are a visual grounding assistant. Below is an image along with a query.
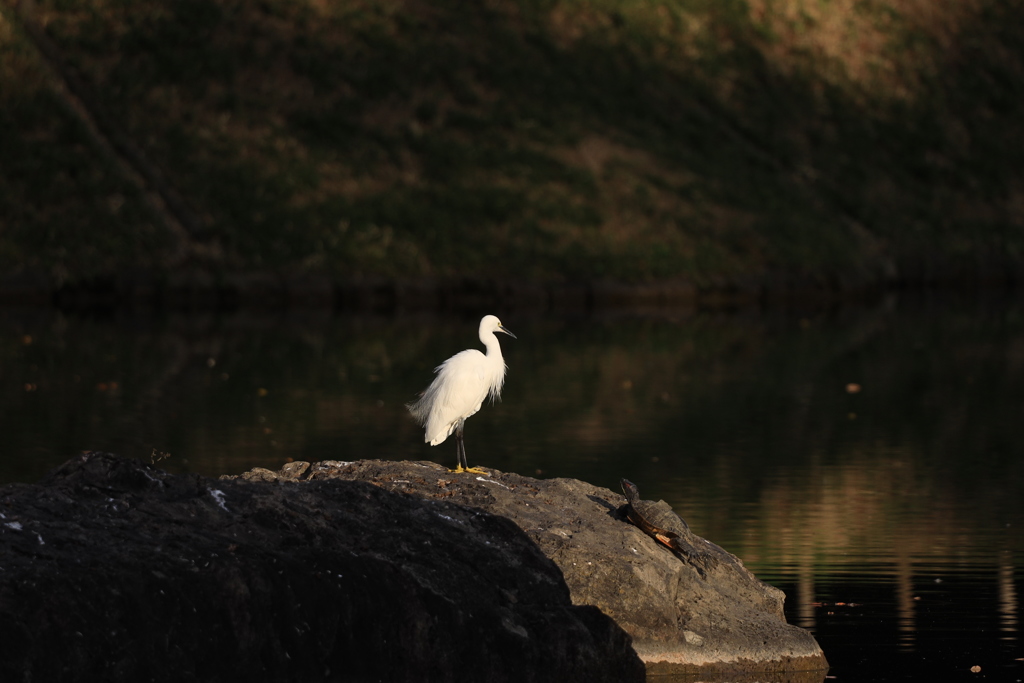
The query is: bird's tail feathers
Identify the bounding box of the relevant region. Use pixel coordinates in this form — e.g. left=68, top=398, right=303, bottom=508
left=406, top=384, right=440, bottom=426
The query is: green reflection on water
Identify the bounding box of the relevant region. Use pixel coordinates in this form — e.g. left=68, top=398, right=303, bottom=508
left=3, top=296, right=1024, bottom=576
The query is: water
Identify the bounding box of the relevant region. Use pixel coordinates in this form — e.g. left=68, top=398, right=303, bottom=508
left=2, top=292, right=1023, bottom=681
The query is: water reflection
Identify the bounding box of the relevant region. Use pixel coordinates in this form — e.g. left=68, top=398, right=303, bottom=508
left=2, top=293, right=1023, bottom=681
left=1000, top=551, right=1019, bottom=640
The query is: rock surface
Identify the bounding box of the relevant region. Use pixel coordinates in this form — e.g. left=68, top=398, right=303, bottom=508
left=231, top=459, right=829, bottom=677
left=0, top=452, right=644, bottom=682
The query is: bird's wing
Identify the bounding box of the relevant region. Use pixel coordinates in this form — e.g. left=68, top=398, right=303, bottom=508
left=432, top=350, right=490, bottom=413
left=414, top=350, right=490, bottom=444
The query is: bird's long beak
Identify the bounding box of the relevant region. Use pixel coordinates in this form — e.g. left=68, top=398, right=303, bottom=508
left=498, top=324, right=517, bottom=339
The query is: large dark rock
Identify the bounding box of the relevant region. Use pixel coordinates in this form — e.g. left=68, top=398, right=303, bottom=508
left=0, top=453, right=643, bottom=682
left=232, top=459, right=828, bottom=678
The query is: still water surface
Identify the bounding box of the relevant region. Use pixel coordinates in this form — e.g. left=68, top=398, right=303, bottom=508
left=2, top=293, right=1023, bottom=681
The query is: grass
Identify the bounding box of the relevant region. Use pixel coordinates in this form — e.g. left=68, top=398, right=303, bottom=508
left=1, top=0, right=1022, bottom=290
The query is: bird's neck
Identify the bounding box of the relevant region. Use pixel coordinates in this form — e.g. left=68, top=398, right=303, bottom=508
left=481, top=332, right=503, bottom=359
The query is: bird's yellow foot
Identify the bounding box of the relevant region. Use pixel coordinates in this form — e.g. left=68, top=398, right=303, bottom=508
left=452, top=466, right=489, bottom=475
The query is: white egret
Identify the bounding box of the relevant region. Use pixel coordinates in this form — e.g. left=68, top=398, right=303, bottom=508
left=407, top=315, right=516, bottom=474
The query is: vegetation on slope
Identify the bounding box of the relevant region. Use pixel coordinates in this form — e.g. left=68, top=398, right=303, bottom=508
left=1, top=0, right=1022, bottom=290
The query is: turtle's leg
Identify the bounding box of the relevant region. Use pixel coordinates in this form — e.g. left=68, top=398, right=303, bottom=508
left=452, top=421, right=487, bottom=475
left=656, top=533, right=676, bottom=549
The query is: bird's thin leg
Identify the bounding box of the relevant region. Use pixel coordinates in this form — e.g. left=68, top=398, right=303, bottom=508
left=453, top=421, right=488, bottom=475
left=456, top=423, right=468, bottom=471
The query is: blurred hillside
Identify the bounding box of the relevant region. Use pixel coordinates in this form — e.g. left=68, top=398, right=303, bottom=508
left=1, top=0, right=1022, bottom=299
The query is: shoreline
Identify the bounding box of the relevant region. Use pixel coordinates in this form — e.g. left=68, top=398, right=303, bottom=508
left=2, top=268, right=1019, bottom=315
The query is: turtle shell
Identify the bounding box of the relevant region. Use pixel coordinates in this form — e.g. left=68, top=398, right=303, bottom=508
left=621, top=479, right=689, bottom=538
left=630, top=497, right=690, bottom=537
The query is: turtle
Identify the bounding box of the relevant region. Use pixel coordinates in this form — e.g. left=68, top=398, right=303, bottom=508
left=620, top=478, right=691, bottom=551
left=620, top=479, right=728, bottom=576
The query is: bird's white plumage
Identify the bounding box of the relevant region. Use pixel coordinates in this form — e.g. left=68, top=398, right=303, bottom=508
left=407, top=315, right=511, bottom=447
